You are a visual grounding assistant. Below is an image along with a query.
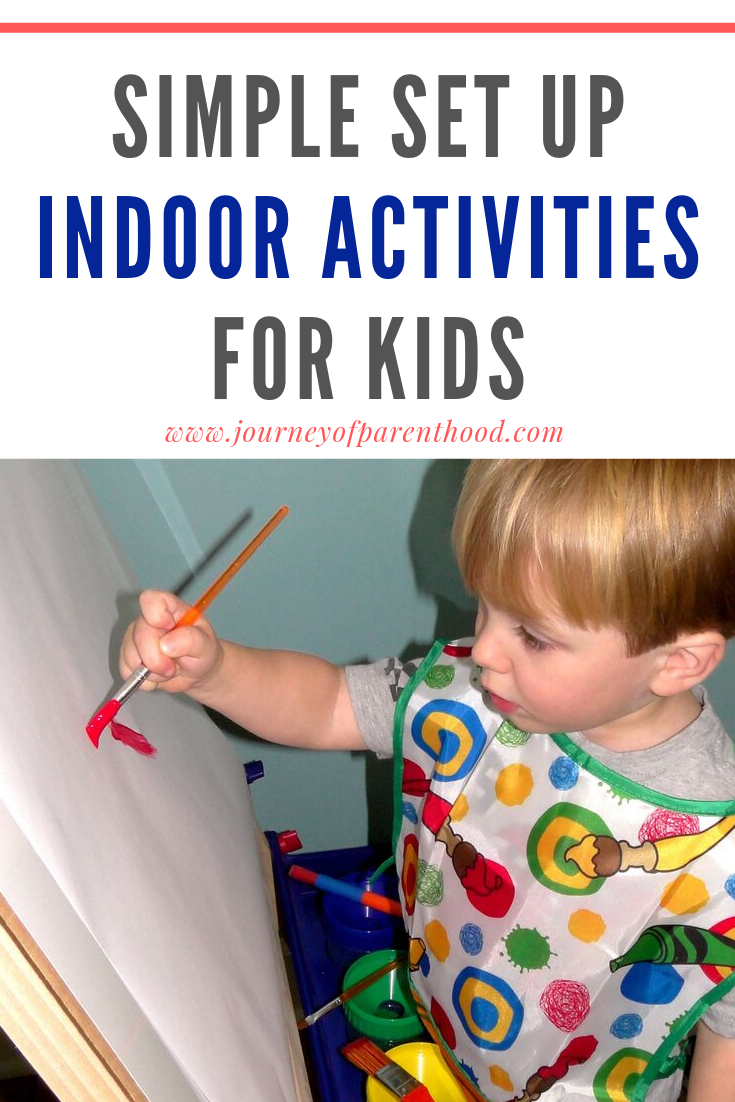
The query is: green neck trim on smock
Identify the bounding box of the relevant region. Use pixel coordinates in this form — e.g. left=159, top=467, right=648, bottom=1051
left=391, top=639, right=448, bottom=855
left=551, top=732, right=735, bottom=816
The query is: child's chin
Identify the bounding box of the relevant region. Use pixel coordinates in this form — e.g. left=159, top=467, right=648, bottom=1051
left=501, top=714, right=553, bottom=736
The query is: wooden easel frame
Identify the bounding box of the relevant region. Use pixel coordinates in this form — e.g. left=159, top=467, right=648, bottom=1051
left=0, top=891, right=149, bottom=1102
left=0, top=844, right=312, bottom=1102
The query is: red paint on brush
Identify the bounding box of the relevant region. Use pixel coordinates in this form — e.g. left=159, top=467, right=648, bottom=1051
left=85, top=701, right=156, bottom=756
left=85, top=699, right=121, bottom=746
left=110, top=720, right=157, bottom=757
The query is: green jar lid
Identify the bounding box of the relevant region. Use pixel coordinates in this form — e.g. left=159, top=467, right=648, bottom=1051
left=342, top=949, right=424, bottom=1045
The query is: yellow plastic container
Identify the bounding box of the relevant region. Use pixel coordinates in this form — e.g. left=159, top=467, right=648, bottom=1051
left=365, top=1042, right=469, bottom=1102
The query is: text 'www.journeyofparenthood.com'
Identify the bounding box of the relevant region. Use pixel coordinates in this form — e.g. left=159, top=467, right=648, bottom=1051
left=164, top=419, right=564, bottom=448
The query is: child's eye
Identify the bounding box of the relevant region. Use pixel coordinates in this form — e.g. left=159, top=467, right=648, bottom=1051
left=514, top=625, right=551, bottom=652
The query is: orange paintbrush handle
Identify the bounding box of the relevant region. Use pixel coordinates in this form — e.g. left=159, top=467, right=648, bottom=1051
left=178, top=505, right=289, bottom=625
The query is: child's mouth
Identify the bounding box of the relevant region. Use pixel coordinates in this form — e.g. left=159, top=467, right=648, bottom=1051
left=489, top=691, right=519, bottom=715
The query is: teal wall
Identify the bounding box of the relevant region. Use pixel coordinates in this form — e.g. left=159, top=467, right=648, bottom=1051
left=80, top=459, right=735, bottom=853
left=80, top=460, right=476, bottom=851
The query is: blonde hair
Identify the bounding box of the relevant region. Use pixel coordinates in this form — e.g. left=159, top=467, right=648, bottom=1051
left=453, top=459, right=735, bottom=655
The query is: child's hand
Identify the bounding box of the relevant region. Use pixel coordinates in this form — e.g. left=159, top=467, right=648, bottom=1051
left=120, top=590, right=224, bottom=695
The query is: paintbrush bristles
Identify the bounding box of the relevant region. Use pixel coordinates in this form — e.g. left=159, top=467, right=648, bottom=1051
left=342, top=1039, right=438, bottom=1102
left=342, top=1037, right=396, bottom=1075
left=342, top=1038, right=438, bottom=1102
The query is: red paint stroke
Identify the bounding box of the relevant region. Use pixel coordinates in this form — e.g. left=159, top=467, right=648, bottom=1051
left=86, top=700, right=156, bottom=756
left=85, top=699, right=121, bottom=746
left=538, top=1035, right=598, bottom=1081
left=109, top=720, right=157, bottom=757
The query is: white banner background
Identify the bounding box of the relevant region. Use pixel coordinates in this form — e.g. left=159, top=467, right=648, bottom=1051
left=1, top=6, right=733, bottom=456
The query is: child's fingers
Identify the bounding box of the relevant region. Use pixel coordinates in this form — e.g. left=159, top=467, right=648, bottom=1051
left=139, top=589, right=189, bottom=631
left=120, top=591, right=218, bottom=692
left=158, top=624, right=211, bottom=664
left=126, top=618, right=178, bottom=681
left=129, top=591, right=195, bottom=682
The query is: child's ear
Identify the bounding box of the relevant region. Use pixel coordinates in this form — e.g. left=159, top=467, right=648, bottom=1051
left=651, top=631, right=727, bottom=696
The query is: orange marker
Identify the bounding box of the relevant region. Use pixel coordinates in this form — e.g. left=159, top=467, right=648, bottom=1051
left=288, top=865, right=403, bottom=917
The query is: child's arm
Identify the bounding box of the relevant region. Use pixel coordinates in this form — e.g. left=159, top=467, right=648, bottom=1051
left=687, top=1021, right=735, bottom=1101
left=119, top=590, right=367, bottom=751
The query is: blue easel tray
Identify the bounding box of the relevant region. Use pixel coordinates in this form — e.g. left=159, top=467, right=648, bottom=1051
left=267, top=834, right=406, bottom=1102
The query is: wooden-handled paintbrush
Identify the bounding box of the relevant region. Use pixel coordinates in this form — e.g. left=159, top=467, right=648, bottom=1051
left=342, top=1037, right=438, bottom=1102
left=297, top=954, right=403, bottom=1030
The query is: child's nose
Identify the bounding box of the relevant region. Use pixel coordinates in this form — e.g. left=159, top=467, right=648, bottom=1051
left=472, top=631, right=512, bottom=675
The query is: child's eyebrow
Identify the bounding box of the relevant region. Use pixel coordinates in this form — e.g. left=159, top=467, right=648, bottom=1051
left=521, top=613, right=569, bottom=644
left=481, top=594, right=571, bottom=642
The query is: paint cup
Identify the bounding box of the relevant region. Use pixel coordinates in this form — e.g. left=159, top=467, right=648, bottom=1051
left=365, top=1042, right=468, bottom=1102
left=323, top=871, right=404, bottom=967
left=342, top=949, right=424, bottom=1046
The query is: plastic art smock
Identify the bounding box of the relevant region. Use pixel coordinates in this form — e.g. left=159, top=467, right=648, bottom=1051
left=393, top=640, right=735, bottom=1102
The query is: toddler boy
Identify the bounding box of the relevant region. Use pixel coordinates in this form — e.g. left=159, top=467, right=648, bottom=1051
left=121, top=459, right=735, bottom=1102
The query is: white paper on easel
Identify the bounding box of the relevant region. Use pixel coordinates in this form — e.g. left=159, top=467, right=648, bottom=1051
left=0, top=461, right=301, bottom=1102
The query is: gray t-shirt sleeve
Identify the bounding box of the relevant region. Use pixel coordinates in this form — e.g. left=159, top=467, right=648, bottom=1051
left=703, top=994, right=735, bottom=1037
left=345, top=656, right=423, bottom=758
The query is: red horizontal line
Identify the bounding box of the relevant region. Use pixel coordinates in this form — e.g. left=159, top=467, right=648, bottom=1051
left=0, top=22, right=733, bottom=33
